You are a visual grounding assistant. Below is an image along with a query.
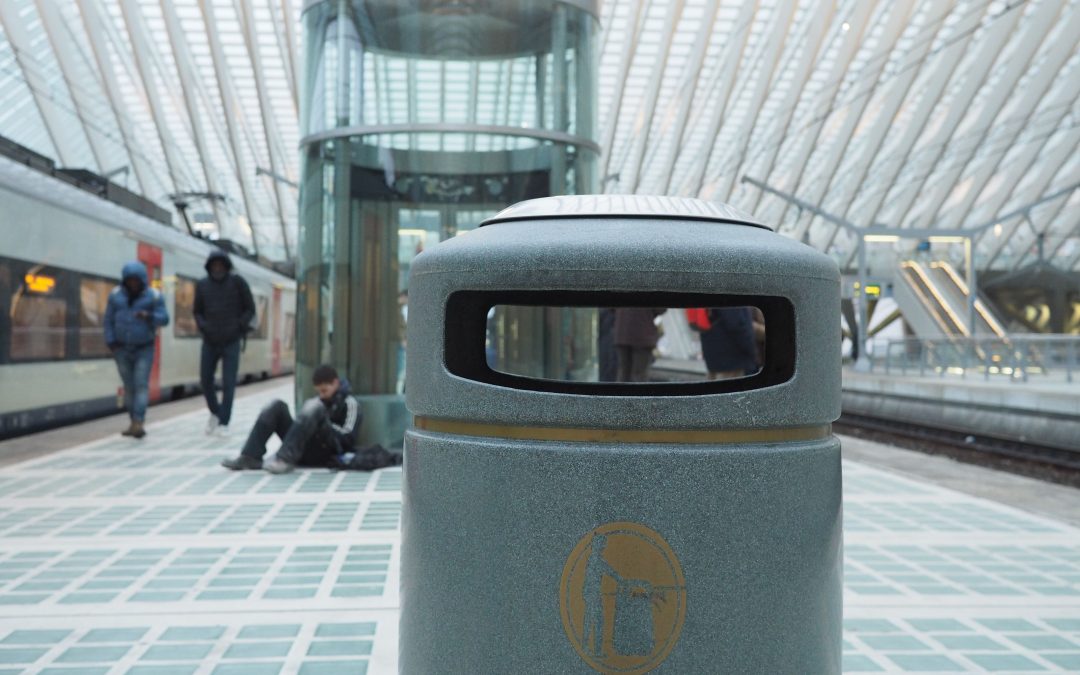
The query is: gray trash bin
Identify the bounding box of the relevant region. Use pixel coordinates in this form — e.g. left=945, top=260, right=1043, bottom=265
left=401, top=195, right=841, bottom=674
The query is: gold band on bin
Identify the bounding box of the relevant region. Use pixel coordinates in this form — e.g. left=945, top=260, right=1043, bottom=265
left=413, top=417, right=832, bottom=444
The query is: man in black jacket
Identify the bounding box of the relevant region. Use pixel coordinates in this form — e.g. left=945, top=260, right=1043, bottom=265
left=221, top=364, right=360, bottom=474
left=194, top=249, right=255, bottom=436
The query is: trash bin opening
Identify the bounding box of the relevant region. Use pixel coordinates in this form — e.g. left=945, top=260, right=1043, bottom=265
left=443, top=290, right=796, bottom=396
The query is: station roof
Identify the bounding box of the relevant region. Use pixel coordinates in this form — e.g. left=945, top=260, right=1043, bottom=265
left=1, top=0, right=1078, bottom=269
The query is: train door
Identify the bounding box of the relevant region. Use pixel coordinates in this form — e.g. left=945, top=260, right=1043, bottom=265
left=137, top=242, right=164, bottom=403
left=271, top=286, right=282, bottom=376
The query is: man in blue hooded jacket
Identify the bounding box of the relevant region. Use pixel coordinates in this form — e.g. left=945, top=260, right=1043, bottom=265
left=104, top=262, right=170, bottom=438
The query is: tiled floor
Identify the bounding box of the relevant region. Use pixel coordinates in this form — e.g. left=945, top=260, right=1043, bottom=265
left=0, top=383, right=1078, bottom=673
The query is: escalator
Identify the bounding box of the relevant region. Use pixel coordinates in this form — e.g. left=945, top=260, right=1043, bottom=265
left=895, top=260, right=1006, bottom=338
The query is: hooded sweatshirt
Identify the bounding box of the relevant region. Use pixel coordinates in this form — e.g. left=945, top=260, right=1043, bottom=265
left=104, top=262, right=170, bottom=347
left=193, top=249, right=256, bottom=346
left=322, top=377, right=359, bottom=455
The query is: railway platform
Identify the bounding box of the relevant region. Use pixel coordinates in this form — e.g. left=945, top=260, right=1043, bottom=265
left=0, top=381, right=1078, bottom=674
left=842, top=369, right=1080, bottom=453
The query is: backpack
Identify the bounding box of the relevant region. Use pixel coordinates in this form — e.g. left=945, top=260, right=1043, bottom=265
left=686, top=308, right=712, bottom=332
left=331, top=444, right=403, bottom=472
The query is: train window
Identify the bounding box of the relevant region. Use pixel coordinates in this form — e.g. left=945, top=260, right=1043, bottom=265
left=79, top=277, right=113, bottom=357
left=174, top=277, right=199, bottom=338
left=10, top=271, right=67, bottom=361
left=251, top=295, right=269, bottom=339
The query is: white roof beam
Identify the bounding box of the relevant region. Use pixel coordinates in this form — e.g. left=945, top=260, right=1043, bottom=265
left=701, top=0, right=798, bottom=203
left=1005, top=176, right=1080, bottom=270
left=33, top=0, right=112, bottom=173
left=886, top=2, right=1055, bottom=232
left=1062, top=210, right=1080, bottom=269
left=1006, top=193, right=1072, bottom=270
left=158, top=0, right=225, bottom=229
left=846, top=3, right=990, bottom=234
left=931, top=4, right=1079, bottom=234
left=977, top=76, right=1080, bottom=266
left=199, top=0, right=263, bottom=256
left=275, top=0, right=300, bottom=116
left=621, top=0, right=685, bottom=193
left=767, top=0, right=876, bottom=229
left=116, top=0, right=187, bottom=199
left=599, top=0, right=620, bottom=57
left=788, top=0, right=917, bottom=244
left=816, top=2, right=948, bottom=254
left=678, top=0, right=759, bottom=197
left=72, top=0, right=156, bottom=195
left=238, top=0, right=293, bottom=259
left=742, top=0, right=836, bottom=212
left=0, top=2, right=77, bottom=166
left=599, top=0, right=646, bottom=185
left=655, top=0, right=720, bottom=194
left=1043, top=175, right=1080, bottom=264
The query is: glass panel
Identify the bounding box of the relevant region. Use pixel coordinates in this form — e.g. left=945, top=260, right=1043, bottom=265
left=251, top=295, right=270, bottom=340
left=284, top=312, right=296, bottom=353
left=11, top=272, right=67, bottom=361
left=173, top=277, right=199, bottom=338
left=78, top=277, right=112, bottom=357
left=490, top=306, right=766, bottom=383
left=301, top=1, right=599, bottom=139
left=297, top=0, right=599, bottom=411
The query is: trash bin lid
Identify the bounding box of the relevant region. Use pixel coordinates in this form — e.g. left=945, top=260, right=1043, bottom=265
left=482, top=195, right=771, bottom=231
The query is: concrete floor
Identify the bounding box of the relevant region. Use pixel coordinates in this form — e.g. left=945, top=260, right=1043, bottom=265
left=0, top=382, right=1077, bottom=673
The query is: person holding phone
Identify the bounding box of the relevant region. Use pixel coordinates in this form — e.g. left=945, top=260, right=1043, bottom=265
left=104, top=261, right=169, bottom=438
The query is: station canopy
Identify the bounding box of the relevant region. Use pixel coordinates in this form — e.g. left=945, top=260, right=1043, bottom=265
left=1, top=0, right=1078, bottom=269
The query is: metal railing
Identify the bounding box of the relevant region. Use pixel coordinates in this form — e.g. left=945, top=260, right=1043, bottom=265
left=864, top=335, right=1080, bottom=384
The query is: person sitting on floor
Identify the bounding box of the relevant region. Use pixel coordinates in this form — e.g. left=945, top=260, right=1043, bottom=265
left=221, top=364, right=359, bottom=474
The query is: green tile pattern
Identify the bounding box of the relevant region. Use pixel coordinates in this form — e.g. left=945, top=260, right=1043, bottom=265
left=0, top=544, right=391, bottom=605
left=845, top=543, right=1080, bottom=597
left=843, top=616, right=1080, bottom=673
left=0, top=622, right=378, bottom=673
left=2, top=383, right=1078, bottom=673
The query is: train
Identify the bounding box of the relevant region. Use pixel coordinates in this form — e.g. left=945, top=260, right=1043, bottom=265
left=0, top=143, right=296, bottom=439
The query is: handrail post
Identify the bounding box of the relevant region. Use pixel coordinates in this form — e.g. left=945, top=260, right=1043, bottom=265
left=1068, top=338, right=1075, bottom=384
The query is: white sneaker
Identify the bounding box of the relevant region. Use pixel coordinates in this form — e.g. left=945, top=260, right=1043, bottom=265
left=213, top=424, right=230, bottom=437
left=205, top=415, right=220, bottom=435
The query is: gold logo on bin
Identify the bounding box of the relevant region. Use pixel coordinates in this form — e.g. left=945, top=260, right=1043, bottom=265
left=560, top=522, right=687, bottom=674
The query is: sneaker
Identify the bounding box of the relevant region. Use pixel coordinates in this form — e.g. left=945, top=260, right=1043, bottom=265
left=129, top=421, right=146, bottom=439
left=221, top=455, right=262, bottom=471
left=265, top=459, right=295, bottom=475
left=213, top=424, right=230, bottom=437
left=205, top=415, right=220, bottom=435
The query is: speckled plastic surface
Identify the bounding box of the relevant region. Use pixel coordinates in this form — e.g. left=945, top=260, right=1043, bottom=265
left=401, top=196, right=842, bottom=673
left=406, top=206, right=841, bottom=430
left=401, top=432, right=842, bottom=674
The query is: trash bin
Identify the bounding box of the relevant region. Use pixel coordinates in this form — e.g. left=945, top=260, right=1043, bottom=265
left=401, top=195, right=842, bottom=674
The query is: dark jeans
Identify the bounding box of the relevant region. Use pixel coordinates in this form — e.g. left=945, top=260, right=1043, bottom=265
left=114, top=344, right=155, bottom=421
left=201, top=340, right=241, bottom=424
left=241, top=399, right=338, bottom=466
left=597, top=309, right=618, bottom=382
left=616, top=346, right=652, bottom=382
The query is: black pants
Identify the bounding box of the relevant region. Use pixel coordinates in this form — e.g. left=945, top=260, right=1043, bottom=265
left=240, top=399, right=338, bottom=466
left=201, top=340, right=241, bottom=424
left=616, top=346, right=652, bottom=382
